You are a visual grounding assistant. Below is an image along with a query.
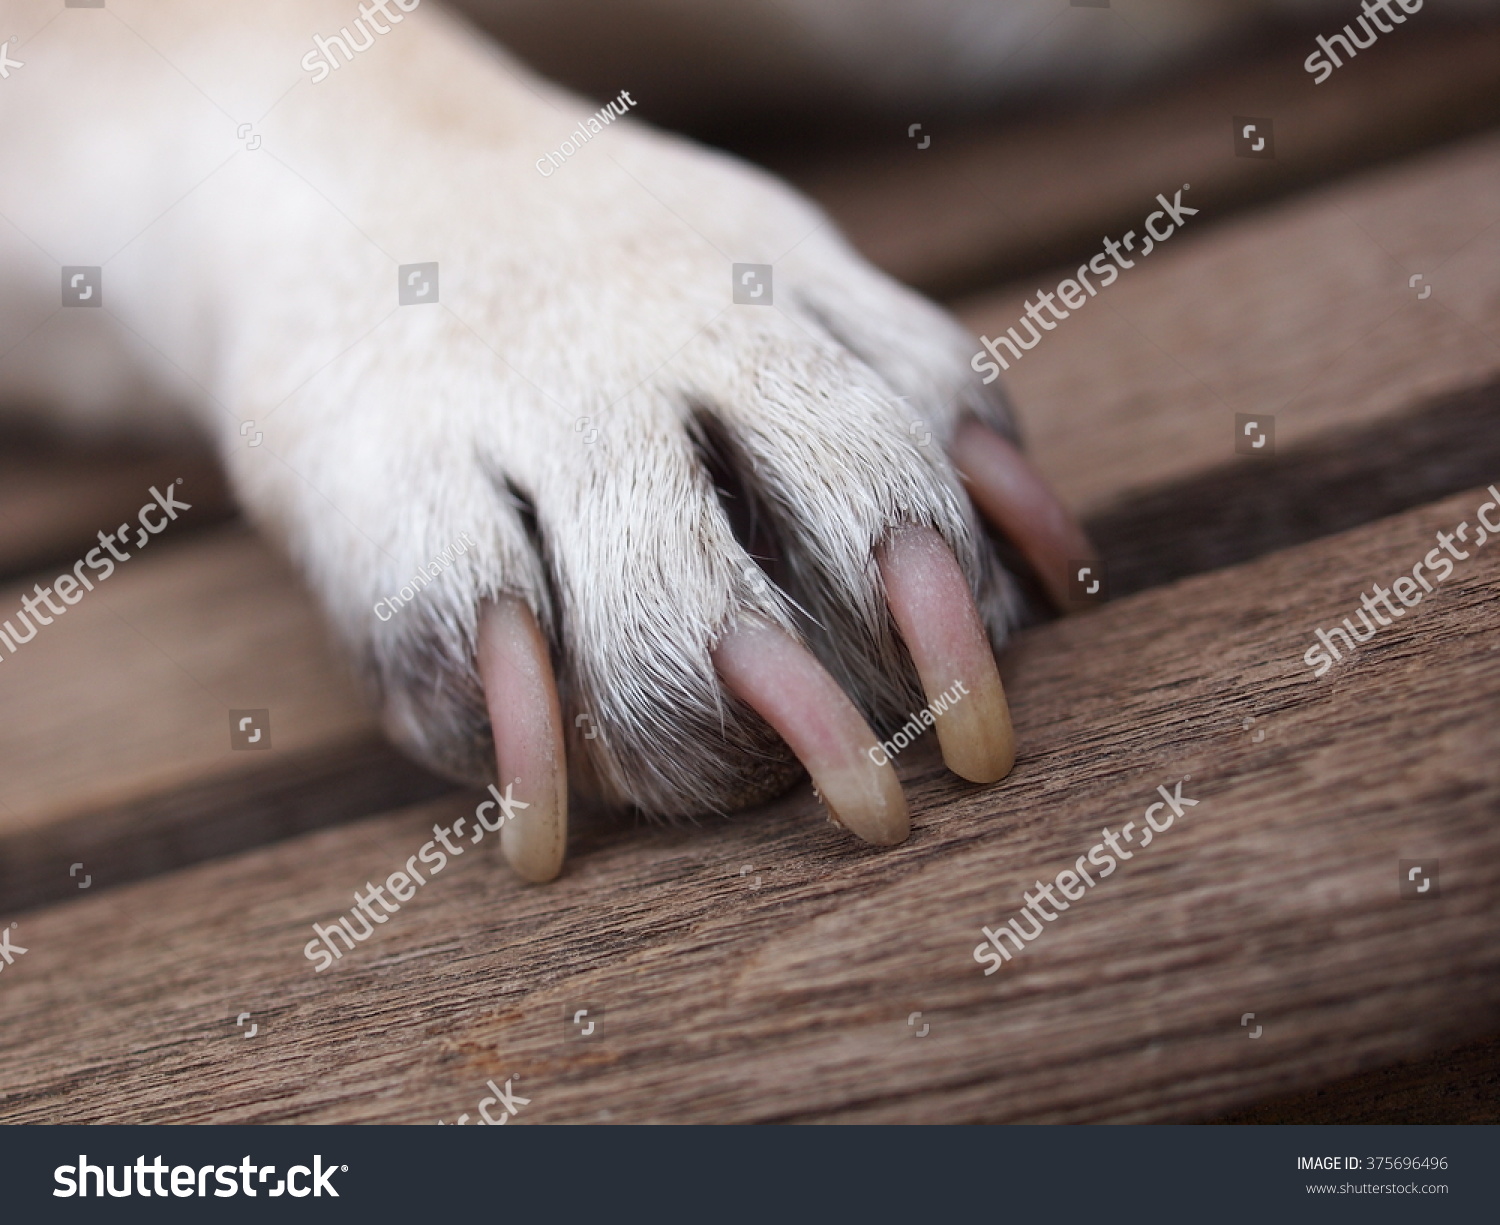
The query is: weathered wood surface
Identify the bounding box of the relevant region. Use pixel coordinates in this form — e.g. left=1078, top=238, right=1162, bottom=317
left=0, top=527, right=449, bottom=912
left=959, top=130, right=1500, bottom=529
left=0, top=528, right=368, bottom=828
left=1, top=488, right=1494, bottom=1122
left=0, top=428, right=231, bottom=580
left=2, top=26, right=1499, bottom=1123
left=4, top=131, right=1496, bottom=915
left=784, top=20, right=1500, bottom=298
left=1218, top=1032, right=1500, bottom=1125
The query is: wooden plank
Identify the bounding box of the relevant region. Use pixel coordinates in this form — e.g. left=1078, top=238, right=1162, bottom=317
left=0, top=738, right=451, bottom=915
left=786, top=21, right=1500, bottom=298
left=0, top=428, right=232, bottom=581
left=1083, top=378, right=1500, bottom=600
left=1213, top=1031, right=1500, bottom=1124
left=3, top=11, right=1496, bottom=1124
left=3, top=129, right=1496, bottom=908
left=955, top=128, right=1500, bottom=538
left=0, top=525, right=450, bottom=910
left=1, top=487, right=1494, bottom=1122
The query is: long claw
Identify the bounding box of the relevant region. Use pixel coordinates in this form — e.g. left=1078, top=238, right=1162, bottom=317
left=477, top=597, right=568, bottom=883
left=712, top=618, right=909, bottom=847
left=877, top=525, right=1015, bottom=784
left=951, top=418, right=1096, bottom=612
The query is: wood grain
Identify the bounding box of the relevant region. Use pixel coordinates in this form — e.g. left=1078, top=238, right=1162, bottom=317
left=1087, top=378, right=1500, bottom=600
left=1, top=488, right=1494, bottom=1122
left=3, top=27, right=1499, bottom=1124
left=958, top=129, right=1500, bottom=524
left=1214, top=1031, right=1500, bottom=1125
left=0, top=427, right=232, bottom=582
left=0, top=525, right=449, bottom=910
left=3, top=129, right=1496, bottom=913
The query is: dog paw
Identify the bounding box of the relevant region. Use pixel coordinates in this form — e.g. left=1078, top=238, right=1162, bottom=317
left=214, top=37, right=1090, bottom=880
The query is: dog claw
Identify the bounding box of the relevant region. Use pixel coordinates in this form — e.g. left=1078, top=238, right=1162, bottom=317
left=951, top=419, right=1095, bottom=612
left=713, top=618, right=909, bottom=846
left=478, top=597, right=568, bottom=882
left=878, top=525, right=1015, bottom=784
